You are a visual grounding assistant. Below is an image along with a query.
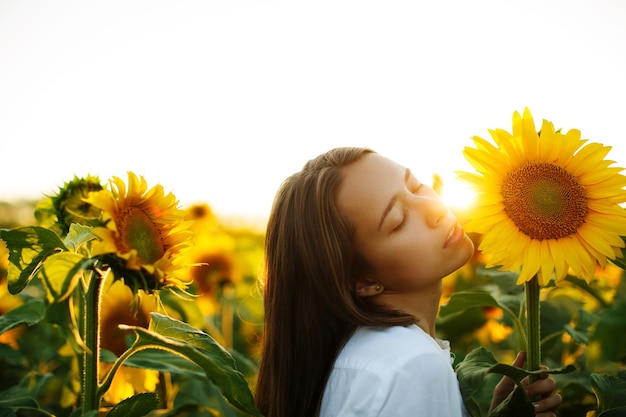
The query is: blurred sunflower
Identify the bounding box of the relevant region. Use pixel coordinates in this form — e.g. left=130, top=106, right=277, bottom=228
left=101, top=364, right=159, bottom=406
left=85, top=172, right=194, bottom=294
left=184, top=203, right=238, bottom=317
left=100, top=279, right=155, bottom=356
left=475, top=307, right=513, bottom=345
left=35, top=175, right=104, bottom=235
left=459, top=108, right=626, bottom=285
left=99, top=279, right=159, bottom=405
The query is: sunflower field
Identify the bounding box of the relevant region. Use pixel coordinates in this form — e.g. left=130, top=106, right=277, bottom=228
left=0, top=183, right=266, bottom=417
left=1, top=110, right=626, bottom=417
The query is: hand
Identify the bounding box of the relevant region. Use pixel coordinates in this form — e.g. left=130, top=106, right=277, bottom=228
left=490, top=351, right=563, bottom=416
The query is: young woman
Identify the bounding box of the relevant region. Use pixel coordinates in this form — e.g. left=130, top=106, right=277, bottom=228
left=255, top=147, right=562, bottom=417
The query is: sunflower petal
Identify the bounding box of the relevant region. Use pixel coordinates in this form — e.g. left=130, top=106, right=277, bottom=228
left=548, top=239, right=568, bottom=281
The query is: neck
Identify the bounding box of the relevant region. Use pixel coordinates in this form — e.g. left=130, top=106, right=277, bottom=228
left=376, top=280, right=442, bottom=338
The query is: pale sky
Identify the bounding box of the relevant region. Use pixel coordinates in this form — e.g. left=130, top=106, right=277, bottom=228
left=1, top=0, right=625, bottom=224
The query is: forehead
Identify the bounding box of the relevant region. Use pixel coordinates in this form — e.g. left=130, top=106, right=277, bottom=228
left=336, top=153, right=405, bottom=231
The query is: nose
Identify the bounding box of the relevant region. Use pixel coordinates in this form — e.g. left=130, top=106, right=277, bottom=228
left=415, top=196, right=449, bottom=228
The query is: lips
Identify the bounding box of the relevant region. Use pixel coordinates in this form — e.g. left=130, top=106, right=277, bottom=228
left=444, top=222, right=463, bottom=248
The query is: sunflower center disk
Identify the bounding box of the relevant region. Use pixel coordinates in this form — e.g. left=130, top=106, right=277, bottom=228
left=120, top=208, right=165, bottom=264
left=502, top=162, right=587, bottom=240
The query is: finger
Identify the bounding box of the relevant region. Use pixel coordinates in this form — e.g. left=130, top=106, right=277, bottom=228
left=533, top=393, right=563, bottom=414
left=491, top=352, right=528, bottom=412
left=496, top=352, right=525, bottom=393
left=512, top=351, right=526, bottom=368
left=499, top=352, right=525, bottom=387
left=522, top=364, right=550, bottom=388
left=526, top=377, right=556, bottom=398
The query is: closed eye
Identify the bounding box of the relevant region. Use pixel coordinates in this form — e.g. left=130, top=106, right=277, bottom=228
left=392, top=207, right=408, bottom=232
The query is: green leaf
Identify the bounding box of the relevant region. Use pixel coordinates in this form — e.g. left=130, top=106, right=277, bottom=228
left=456, top=348, right=533, bottom=417
left=462, top=397, right=483, bottom=417
left=0, top=396, right=39, bottom=409
left=0, top=372, right=55, bottom=401
left=475, top=266, right=525, bottom=295
left=589, top=299, right=626, bottom=363
left=564, top=275, right=611, bottom=308
left=455, top=347, right=575, bottom=417
left=564, top=324, right=589, bottom=345
left=0, top=406, right=17, bottom=417
left=488, top=387, right=534, bottom=417
left=487, top=363, right=530, bottom=384
left=173, top=377, right=250, bottom=417
left=106, top=392, right=159, bottom=417
left=490, top=362, right=576, bottom=379
left=0, top=298, right=45, bottom=335
left=0, top=343, right=24, bottom=366
left=120, top=312, right=263, bottom=417
left=63, top=223, right=96, bottom=251
left=40, top=252, right=93, bottom=302
left=599, top=406, right=626, bottom=417
left=439, top=291, right=501, bottom=317
left=440, top=288, right=524, bottom=321
left=590, top=373, right=626, bottom=414
left=70, top=409, right=99, bottom=417
left=564, top=308, right=598, bottom=345
left=101, top=348, right=205, bottom=378
left=0, top=226, right=67, bottom=294
left=0, top=374, right=49, bottom=415
left=455, top=347, right=501, bottom=400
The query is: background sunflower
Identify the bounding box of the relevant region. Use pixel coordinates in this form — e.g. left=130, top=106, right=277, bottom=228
left=86, top=172, right=194, bottom=294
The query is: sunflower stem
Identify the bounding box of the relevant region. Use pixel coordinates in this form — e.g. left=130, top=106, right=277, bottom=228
left=82, top=266, right=106, bottom=415
left=525, top=275, right=541, bottom=399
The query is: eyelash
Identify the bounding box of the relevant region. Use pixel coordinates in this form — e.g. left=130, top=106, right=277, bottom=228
left=393, top=207, right=409, bottom=232
left=393, top=184, right=421, bottom=232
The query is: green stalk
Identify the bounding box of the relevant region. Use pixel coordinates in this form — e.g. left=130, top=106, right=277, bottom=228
left=525, top=275, right=541, bottom=396
left=82, top=267, right=106, bottom=414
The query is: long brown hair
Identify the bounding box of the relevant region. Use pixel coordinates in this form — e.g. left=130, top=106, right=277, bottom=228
left=255, top=147, right=416, bottom=417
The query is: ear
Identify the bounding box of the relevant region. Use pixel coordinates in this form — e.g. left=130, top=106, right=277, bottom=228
left=355, top=279, right=384, bottom=297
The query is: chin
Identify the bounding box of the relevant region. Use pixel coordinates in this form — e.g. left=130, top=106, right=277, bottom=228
left=456, top=235, right=475, bottom=268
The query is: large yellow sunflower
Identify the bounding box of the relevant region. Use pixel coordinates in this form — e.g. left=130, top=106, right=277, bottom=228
left=85, top=172, right=194, bottom=293
left=458, top=108, right=626, bottom=285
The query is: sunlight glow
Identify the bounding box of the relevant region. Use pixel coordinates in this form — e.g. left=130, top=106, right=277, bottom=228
left=439, top=176, right=477, bottom=212
left=0, top=1, right=625, bottom=221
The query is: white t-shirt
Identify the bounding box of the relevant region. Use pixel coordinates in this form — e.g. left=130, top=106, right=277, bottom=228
left=319, top=325, right=468, bottom=417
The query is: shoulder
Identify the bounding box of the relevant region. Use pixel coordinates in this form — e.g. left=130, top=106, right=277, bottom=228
left=345, top=325, right=439, bottom=350
left=327, top=325, right=456, bottom=390
left=334, top=325, right=450, bottom=370
left=320, top=326, right=465, bottom=417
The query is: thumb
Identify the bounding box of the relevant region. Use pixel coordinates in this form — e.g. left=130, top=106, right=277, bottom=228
left=490, top=351, right=526, bottom=412
left=512, top=351, right=526, bottom=369
left=498, top=352, right=526, bottom=392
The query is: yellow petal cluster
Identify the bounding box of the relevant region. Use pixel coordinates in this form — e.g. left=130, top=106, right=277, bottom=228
left=86, top=172, right=194, bottom=293
left=459, top=108, right=626, bottom=285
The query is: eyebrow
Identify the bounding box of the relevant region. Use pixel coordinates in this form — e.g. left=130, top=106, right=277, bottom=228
left=378, top=168, right=411, bottom=231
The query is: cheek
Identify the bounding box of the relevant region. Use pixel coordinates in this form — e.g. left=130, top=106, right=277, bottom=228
left=371, top=238, right=436, bottom=275
left=358, top=229, right=445, bottom=280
